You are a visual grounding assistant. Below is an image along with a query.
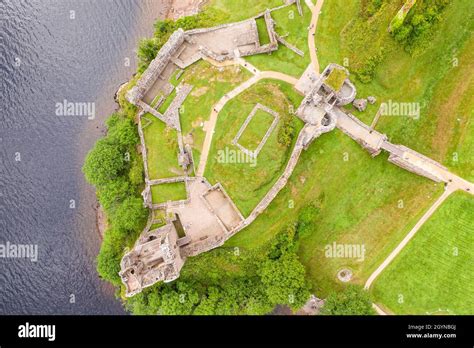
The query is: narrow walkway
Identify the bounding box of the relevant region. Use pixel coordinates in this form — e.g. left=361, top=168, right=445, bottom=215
left=364, top=185, right=455, bottom=291
left=372, top=303, right=388, bottom=315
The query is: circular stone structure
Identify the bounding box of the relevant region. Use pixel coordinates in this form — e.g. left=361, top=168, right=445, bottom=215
left=337, top=268, right=353, bottom=282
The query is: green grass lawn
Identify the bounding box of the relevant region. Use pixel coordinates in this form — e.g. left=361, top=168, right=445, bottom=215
left=204, top=0, right=284, bottom=23
left=179, top=60, right=251, bottom=167
left=256, top=17, right=271, bottom=45
left=430, top=36, right=474, bottom=182
left=142, top=114, right=183, bottom=180
left=246, top=2, right=312, bottom=77
left=237, top=108, right=276, bottom=152
left=204, top=79, right=304, bottom=216
left=151, top=182, right=187, bottom=205
left=158, top=88, right=177, bottom=114
left=372, top=192, right=474, bottom=315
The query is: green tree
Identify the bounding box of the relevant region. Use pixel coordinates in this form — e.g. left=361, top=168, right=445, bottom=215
left=159, top=281, right=200, bottom=315
left=321, top=285, right=376, bottom=315
left=83, top=139, right=125, bottom=187
left=267, top=224, right=297, bottom=260
left=96, top=228, right=125, bottom=286
left=111, top=197, right=147, bottom=232
left=108, top=117, right=139, bottom=148
left=193, top=287, right=220, bottom=315
left=259, top=253, right=310, bottom=310
left=97, top=177, right=132, bottom=211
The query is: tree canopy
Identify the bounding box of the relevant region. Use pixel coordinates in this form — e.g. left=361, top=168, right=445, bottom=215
left=83, top=139, right=125, bottom=187
left=321, top=285, right=375, bottom=315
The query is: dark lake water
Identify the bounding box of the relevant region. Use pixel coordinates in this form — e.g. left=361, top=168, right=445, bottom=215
left=0, top=0, right=168, bottom=314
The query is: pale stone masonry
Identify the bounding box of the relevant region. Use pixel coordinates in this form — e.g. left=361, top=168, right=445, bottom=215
left=128, top=29, right=186, bottom=106
left=119, top=223, right=185, bottom=297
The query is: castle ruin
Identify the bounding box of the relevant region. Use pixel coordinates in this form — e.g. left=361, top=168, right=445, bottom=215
left=119, top=2, right=458, bottom=296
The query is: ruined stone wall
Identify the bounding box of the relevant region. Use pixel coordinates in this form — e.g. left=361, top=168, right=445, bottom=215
left=227, top=122, right=332, bottom=238
left=385, top=144, right=448, bottom=183
left=181, top=234, right=225, bottom=257
left=276, top=35, right=304, bottom=56
left=387, top=154, right=445, bottom=183
left=232, top=103, right=279, bottom=158
left=127, top=29, right=185, bottom=103
left=163, top=83, right=194, bottom=131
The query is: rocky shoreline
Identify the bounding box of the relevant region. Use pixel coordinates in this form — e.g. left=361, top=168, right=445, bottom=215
left=95, top=203, right=108, bottom=239
left=167, top=0, right=207, bottom=20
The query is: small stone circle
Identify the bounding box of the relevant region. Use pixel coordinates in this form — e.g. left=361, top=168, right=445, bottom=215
left=337, top=268, right=353, bottom=282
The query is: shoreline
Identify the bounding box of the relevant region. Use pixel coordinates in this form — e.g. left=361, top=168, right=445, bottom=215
left=96, top=203, right=108, bottom=239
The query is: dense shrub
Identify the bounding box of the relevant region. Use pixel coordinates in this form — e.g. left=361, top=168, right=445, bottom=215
left=126, top=223, right=311, bottom=315
left=96, top=227, right=127, bottom=286
left=355, top=48, right=385, bottom=83
left=83, top=139, right=125, bottom=187
left=97, top=177, right=132, bottom=211
left=391, top=0, right=450, bottom=51
left=321, top=285, right=376, bottom=315
left=137, top=8, right=226, bottom=72
left=83, top=111, right=146, bottom=284
left=110, top=197, right=148, bottom=232
left=278, top=117, right=295, bottom=147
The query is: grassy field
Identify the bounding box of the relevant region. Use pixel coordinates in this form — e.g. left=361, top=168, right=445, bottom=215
left=325, top=67, right=348, bottom=91
left=256, top=17, right=271, bottom=45
left=178, top=60, right=251, bottom=167
left=151, top=182, right=187, bottom=205
left=246, top=2, right=312, bottom=77
left=372, top=192, right=474, bottom=315
left=204, top=0, right=284, bottom=23
left=222, top=0, right=474, bottom=296
left=237, top=108, right=276, bottom=152
left=431, top=37, right=474, bottom=182
left=204, top=79, right=304, bottom=217
left=210, top=0, right=471, bottom=295
left=142, top=114, right=183, bottom=180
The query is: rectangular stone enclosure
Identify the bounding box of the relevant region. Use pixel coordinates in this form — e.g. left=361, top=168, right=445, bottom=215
left=202, top=184, right=244, bottom=232
left=151, top=180, right=188, bottom=205
left=231, top=103, right=279, bottom=158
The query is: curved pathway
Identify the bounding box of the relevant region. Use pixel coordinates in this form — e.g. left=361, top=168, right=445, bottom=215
left=196, top=68, right=298, bottom=176
left=308, top=0, right=325, bottom=74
